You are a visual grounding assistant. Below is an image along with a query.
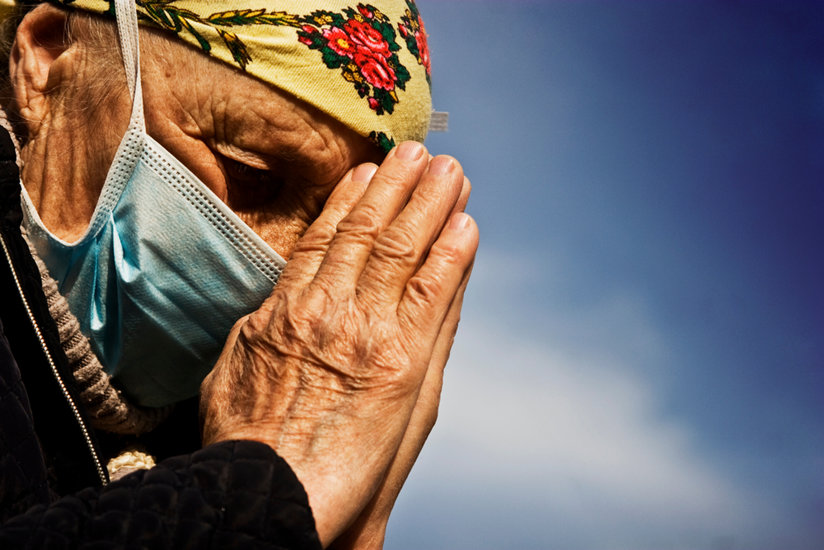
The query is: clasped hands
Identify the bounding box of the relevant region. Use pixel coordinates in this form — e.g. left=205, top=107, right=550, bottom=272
left=200, top=141, right=478, bottom=548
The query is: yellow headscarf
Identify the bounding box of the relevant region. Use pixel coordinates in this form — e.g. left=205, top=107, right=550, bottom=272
left=3, top=0, right=433, bottom=151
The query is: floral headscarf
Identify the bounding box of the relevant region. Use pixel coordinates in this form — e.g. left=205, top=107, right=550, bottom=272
left=2, top=0, right=433, bottom=151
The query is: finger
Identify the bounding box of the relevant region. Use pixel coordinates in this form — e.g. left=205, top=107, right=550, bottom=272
left=356, top=155, right=465, bottom=309
left=424, top=157, right=470, bottom=217
left=429, top=257, right=473, bottom=379
left=455, top=176, right=471, bottom=213
left=311, top=141, right=429, bottom=291
left=328, top=268, right=473, bottom=550
left=430, top=157, right=470, bottom=215
left=398, top=212, right=479, bottom=343
left=276, top=163, right=377, bottom=288
left=386, top=260, right=473, bottom=466
left=397, top=252, right=473, bottom=441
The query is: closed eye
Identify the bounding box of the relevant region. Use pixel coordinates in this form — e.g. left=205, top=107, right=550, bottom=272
left=218, top=155, right=283, bottom=210
left=222, top=156, right=271, bottom=185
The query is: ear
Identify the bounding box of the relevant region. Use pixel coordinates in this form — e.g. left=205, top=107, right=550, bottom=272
left=9, top=4, right=72, bottom=130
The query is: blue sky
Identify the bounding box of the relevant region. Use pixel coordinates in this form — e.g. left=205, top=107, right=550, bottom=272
left=384, top=2, right=824, bottom=549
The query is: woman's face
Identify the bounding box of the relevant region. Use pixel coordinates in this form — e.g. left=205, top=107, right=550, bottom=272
left=139, top=38, right=384, bottom=258
left=15, top=13, right=383, bottom=258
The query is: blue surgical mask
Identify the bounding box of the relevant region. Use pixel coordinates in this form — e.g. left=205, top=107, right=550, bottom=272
left=21, top=0, right=286, bottom=408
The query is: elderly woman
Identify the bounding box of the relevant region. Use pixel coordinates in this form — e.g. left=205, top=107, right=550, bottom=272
left=0, top=0, right=477, bottom=547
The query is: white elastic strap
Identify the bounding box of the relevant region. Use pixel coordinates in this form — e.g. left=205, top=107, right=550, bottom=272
left=430, top=110, right=449, bottom=132
left=114, top=0, right=145, bottom=132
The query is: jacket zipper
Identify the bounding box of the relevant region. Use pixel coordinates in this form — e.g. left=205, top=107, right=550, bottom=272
left=0, top=233, right=108, bottom=486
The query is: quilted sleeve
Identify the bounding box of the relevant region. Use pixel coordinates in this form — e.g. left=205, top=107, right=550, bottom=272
left=0, top=440, right=322, bottom=550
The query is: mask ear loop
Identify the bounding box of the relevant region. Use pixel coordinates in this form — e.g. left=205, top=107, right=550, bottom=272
left=113, top=0, right=145, bottom=134
left=72, top=0, right=147, bottom=240
left=20, top=0, right=149, bottom=244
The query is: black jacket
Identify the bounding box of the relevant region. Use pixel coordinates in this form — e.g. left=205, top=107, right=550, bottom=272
left=0, top=127, right=321, bottom=549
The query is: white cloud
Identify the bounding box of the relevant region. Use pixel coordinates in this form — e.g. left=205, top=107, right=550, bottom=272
left=439, top=317, right=748, bottom=515
left=388, top=248, right=769, bottom=550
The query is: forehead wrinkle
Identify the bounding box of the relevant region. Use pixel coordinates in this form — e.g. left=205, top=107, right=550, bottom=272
left=194, top=73, right=218, bottom=141
left=250, top=84, right=371, bottom=182
left=145, top=33, right=378, bottom=186
left=229, top=89, right=345, bottom=181
left=295, top=125, right=347, bottom=183
left=145, top=40, right=216, bottom=143
left=217, top=81, right=292, bottom=153
left=163, top=81, right=210, bottom=142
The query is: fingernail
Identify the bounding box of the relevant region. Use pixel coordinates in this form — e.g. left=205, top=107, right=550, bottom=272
left=429, top=156, right=455, bottom=176
left=395, top=141, right=424, bottom=161
left=449, top=212, right=471, bottom=231
left=352, top=163, right=378, bottom=182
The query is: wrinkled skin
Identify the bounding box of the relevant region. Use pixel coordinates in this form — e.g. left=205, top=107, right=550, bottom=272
left=201, top=144, right=477, bottom=546
left=11, top=5, right=478, bottom=547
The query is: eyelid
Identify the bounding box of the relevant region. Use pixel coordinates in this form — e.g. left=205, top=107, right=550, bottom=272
left=223, top=157, right=272, bottom=185
left=213, top=142, right=276, bottom=172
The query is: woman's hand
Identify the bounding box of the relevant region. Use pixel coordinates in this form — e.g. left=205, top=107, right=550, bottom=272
left=200, top=141, right=478, bottom=547
left=329, top=172, right=473, bottom=550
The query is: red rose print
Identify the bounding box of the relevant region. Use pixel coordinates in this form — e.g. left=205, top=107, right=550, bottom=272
left=296, top=5, right=411, bottom=117
left=323, top=26, right=356, bottom=58
left=298, top=24, right=317, bottom=46
left=354, top=50, right=396, bottom=90
left=345, top=19, right=391, bottom=58
left=397, top=1, right=431, bottom=84
left=415, top=29, right=430, bottom=74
